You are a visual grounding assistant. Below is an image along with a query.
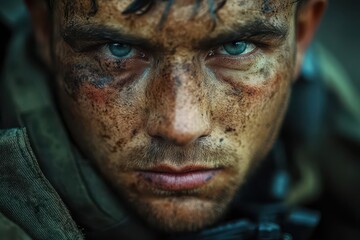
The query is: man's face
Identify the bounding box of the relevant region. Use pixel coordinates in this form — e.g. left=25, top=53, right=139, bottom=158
left=52, top=0, right=297, bottom=232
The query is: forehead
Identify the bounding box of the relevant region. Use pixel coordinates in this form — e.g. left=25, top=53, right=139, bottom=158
left=58, top=0, right=295, bottom=45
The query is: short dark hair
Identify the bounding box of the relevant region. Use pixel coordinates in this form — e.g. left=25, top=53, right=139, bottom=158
left=46, top=0, right=309, bottom=27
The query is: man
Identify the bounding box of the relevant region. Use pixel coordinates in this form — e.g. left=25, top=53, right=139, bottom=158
left=2, top=0, right=358, bottom=239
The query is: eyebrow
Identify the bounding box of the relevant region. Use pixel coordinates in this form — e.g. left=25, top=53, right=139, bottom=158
left=62, top=19, right=288, bottom=52
left=198, top=19, right=289, bottom=49
left=62, top=24, right=158, bottom=52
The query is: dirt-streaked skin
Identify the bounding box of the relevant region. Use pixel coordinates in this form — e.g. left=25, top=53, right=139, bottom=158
left=52, top=0, right=299, bottom=232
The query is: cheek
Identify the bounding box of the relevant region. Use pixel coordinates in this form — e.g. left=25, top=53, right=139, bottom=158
left=57, top=80, right=147, bottom=164
left=210, top=63, right=292, bottom=157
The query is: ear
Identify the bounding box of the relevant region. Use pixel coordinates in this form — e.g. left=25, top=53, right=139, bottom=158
left=24, top=0, right=52, bottom=69
left=294, top=0, right=327, bottom=79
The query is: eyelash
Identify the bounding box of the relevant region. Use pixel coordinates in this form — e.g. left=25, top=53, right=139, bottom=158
left=208, top=42, right=258, bottom=58
left=95, top=39, right=265, bottom=67
left=100, top=43, right=145, bottom=60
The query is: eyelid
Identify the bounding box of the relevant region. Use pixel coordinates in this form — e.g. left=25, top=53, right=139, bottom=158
left=101, top=43, right=134, bottom=58
left=222, top=42, right=256, bottom=55
left=209, top=41, right=258, bottom=58
left=100, top=42, right=150, bottom=62
left=199, top=34, right=278, bottom=52
left=69, top=39, right=138, bottom=53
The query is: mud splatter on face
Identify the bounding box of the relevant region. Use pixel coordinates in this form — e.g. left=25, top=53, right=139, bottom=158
left=52, top=0, right=300, bottom=233
left=262, top=0, right=274, bottom=13
left=62, top=62, right=114, bottom=97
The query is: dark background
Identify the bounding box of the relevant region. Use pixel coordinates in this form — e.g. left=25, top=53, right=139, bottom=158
left=315, top=0, right=360, bottom=90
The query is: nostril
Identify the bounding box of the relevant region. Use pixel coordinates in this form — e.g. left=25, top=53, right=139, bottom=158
left=147, top=127, right=165, bottom=141
left=152, top=135, right=164, bottom=141
left=199, top=134, right=209, bottom=139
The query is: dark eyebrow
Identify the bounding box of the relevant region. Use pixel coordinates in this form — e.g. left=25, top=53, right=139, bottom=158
left=62, top=19, right=288, bottom=53
left=61, top=24, right=158, bottom=52
left=198, top=19, right=289, bottom=49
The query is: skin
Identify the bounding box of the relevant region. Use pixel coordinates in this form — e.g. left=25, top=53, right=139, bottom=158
left=27, top=0, right=327, bottom=233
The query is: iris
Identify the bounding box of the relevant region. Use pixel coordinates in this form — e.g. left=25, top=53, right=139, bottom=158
left=108, top=43, right=132, bottom=58
left=223, top=41, right=249, bottom=56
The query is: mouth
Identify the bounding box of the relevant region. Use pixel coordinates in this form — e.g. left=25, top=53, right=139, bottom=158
left=137, top=165, right=222, bottom=191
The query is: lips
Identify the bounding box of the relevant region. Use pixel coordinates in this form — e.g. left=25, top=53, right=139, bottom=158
left=137, top=165, right=220, bottom=191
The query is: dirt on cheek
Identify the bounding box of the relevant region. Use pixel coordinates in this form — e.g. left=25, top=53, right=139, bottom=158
left=61, top=61, right=108, bottom=98
left=211, top=57, right=291, bottom=150
left=80, top=84, right=111, bottom=104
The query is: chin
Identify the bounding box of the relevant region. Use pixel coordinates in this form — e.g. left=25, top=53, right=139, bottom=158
left=131, top=196, right=229, bottom=233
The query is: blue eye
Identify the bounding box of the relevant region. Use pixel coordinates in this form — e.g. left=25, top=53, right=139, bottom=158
left=108, top=43, right=132, bottom=58
left=222, top=41, right=254, bottom=56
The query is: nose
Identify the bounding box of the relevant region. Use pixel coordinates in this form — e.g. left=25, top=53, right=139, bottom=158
left=146, top=60, right=211, bottom=146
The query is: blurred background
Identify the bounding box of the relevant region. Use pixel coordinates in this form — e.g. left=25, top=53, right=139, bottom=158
left=315, top=0, right=360, bottom=91
left=0, top=0, right=359, bottom=88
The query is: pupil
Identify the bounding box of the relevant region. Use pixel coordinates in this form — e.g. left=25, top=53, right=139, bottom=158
left=109, top=43, right=131, bottom=58
left=224, top=42, right=247, bottom=55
